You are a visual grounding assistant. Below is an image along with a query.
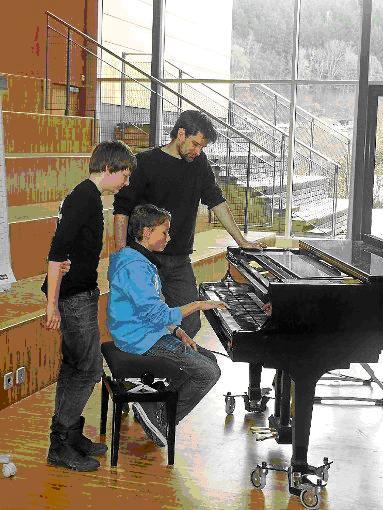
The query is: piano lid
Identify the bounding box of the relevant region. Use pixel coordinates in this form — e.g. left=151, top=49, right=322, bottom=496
left=300, top=239, right=383, bottom=282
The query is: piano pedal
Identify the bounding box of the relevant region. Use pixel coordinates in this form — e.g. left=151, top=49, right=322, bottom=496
left=250, top=426, right=277, bottom=441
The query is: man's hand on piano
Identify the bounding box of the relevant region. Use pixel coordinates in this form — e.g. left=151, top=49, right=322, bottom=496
left=175, top=328, right=198, bottom=351
left=199, top=300, right=228, bottom=311
left=238, top=239, right=267, bottom=250
left=262, top=302, right=272, bottom=316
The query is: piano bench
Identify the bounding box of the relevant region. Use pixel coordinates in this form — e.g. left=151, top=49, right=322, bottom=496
left=100, top=341, right=179, bottom=468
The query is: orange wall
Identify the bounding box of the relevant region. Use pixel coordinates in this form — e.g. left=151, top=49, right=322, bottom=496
left=0, top=0, right=98, bottom=84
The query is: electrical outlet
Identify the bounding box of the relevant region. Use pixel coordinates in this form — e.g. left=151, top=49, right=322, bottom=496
left=16, top=367, right=26, bottom=385
left=3, top=372, right=13, bottom=390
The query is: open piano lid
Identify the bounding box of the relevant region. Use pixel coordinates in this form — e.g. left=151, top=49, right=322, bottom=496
left=300, top=238, right=383, bottom=282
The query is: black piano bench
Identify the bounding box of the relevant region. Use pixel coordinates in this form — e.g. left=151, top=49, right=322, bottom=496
left=100, top=341, right=179, bottom=468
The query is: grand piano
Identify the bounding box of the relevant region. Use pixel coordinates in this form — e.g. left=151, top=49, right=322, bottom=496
left=199, top=236, right=383, bottom=506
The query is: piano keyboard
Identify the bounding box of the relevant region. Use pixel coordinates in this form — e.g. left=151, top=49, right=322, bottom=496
left=201, top=281, right=269, bottom=332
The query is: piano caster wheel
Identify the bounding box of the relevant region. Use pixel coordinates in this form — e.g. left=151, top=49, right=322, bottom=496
left=250, top=465, right=267, bottom=489
left=225, top=392, right=236, bottom=415
left=300, top=486, right=321, bottom=509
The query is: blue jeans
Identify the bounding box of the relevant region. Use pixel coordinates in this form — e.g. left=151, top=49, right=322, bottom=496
left=143, top=334, right=221, bottom=424
left=54, top=288, right=103, bottom=428
left=155, top=254, right=201, bottom=338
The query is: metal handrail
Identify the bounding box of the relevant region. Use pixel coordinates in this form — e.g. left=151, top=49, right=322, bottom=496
left=45, top=11, right=277, bottom=159
left=126, top=53, right=345, bottom=167
left=253, top=82, right=351, bottom=142
left=45, top=11, right=340, bottom=237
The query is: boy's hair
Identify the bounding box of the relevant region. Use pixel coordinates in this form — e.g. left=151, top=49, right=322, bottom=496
left=128, top=204, right=171, bottom=241
left=89, top=140, right=137, bottom=174
left=169, top=110, right=218, bottom=143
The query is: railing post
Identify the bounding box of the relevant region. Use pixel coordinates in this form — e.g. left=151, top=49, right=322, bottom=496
left=345, top=138, right=351, bottom=196
left=120, top=53, right=126, bottom=128
left=65, top=27, right=71, bottom=116
left=309, top=117, right=314, bottom=175
left=244, top=142, right=251, bottom=234
left=225, top=86, right=234, bottom=180
left=177, top=68, right=182, bottom=114
left=45, top=13, right=49, bottom=110
left=331, top=164, right=339, bottom=237
left=279, top=135, right=286, bottom=219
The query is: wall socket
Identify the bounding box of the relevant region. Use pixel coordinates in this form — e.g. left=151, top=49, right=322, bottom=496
left=16, top=367, right=26, bottom=385
left=3, top=372, right=13, bottom=390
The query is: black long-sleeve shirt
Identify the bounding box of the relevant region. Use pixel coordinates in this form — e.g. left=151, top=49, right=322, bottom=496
left=41, top=179, right=104, bottom=298
left=113, top=147, right=225, bottom=255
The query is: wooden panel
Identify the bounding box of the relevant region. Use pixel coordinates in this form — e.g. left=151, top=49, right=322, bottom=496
left=0, top=321, right=61, bottom=411
left=9, top=217, right=56, bottom=280
left=4, top=111, right=94, bottom=154
left=8, top=200, right=114, bottom=280
left=6, top=156, right=90, bottom=206
left=1, top=74, right=45, bottom=113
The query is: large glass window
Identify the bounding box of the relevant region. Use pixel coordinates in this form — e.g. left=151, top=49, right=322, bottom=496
left=372, top=96, right=383, bottom=239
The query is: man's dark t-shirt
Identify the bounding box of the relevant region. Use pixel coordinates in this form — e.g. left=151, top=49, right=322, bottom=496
left=113, top=147, right=225, bottom=255
left=42, top=179, right=104, bottom=298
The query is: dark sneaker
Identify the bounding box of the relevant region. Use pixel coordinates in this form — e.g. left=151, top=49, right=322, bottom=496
left=132, top=402, right=168, bottom=447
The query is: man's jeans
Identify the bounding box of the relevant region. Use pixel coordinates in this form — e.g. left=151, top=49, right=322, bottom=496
left=143, top=334, right=221, bottom=424
left=54, top=288, right=103, bottom=429
left=155, top=254, right=201, bottom=338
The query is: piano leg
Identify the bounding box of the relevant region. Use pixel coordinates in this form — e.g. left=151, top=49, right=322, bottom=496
left=291, top=377, right=317, bottom=472
left=269, top=370, right=292, bottom=443
left=248, top=362, right=262, bottom=402
left=244, top=363, right=271, bottom=413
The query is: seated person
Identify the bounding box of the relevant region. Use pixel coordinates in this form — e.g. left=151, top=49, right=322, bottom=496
left=107, top=204, right=226, bottom=447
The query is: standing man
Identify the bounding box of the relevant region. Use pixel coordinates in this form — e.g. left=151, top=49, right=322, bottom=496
left=114, top=110, right=263, bottom=338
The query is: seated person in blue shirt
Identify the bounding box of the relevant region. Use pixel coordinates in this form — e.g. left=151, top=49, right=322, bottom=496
left=107, top=203, right=226, bottom=447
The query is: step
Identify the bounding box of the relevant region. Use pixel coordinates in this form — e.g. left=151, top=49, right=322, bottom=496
left=292, top=199, right=349, bottom=235
left=7, top=197, right=210, bottom=280
left=8, top=196, right=115, bottom=280
left=0, top=229, right=275, bottom=410
left=5, top=154, right=90, bottom=206
left=3, top=111, right=94, bottom=154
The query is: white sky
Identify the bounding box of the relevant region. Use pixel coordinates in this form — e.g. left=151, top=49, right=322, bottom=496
left=102, top=0, right=233, bottom=78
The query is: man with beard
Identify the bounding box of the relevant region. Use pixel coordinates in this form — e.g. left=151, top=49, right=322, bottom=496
left=114, top=110, right=263, bottom=338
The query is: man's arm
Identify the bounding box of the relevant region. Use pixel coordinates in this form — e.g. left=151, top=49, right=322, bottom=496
left=45, top=261, right=63, bottom=330
left=211, top=202, right=265, bottom=249
left=114, top=214, right=129, bottom=251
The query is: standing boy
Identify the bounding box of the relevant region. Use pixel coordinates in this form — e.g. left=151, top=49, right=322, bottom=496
left=42, top=141, right=136, bottom=471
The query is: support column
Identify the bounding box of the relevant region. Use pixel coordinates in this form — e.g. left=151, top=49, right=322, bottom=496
left=284, top=0, right=301, bottom=238
left=150, top=0, right=166, bottom=147
left=347, top=0, right=372, bottom=240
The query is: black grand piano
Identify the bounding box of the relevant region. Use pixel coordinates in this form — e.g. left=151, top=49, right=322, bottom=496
left=199, top=236, right=383, bottom=507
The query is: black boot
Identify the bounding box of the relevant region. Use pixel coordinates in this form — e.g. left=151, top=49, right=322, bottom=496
left=69, top=416, right=108, bottom=456
left=47, top=420, right=100, bottom=472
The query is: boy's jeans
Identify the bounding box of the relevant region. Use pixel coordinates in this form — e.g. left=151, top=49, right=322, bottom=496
left=143, top=334, right=221, bottom=424
left=54, top=288, right=103, bottom=429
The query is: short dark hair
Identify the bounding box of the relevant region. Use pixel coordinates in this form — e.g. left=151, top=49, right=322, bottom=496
left=169, top=110, right=218, bottom=143
left=89, top=140, right=137, bottom=174
left=128, top=204, right=171, bottom=241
